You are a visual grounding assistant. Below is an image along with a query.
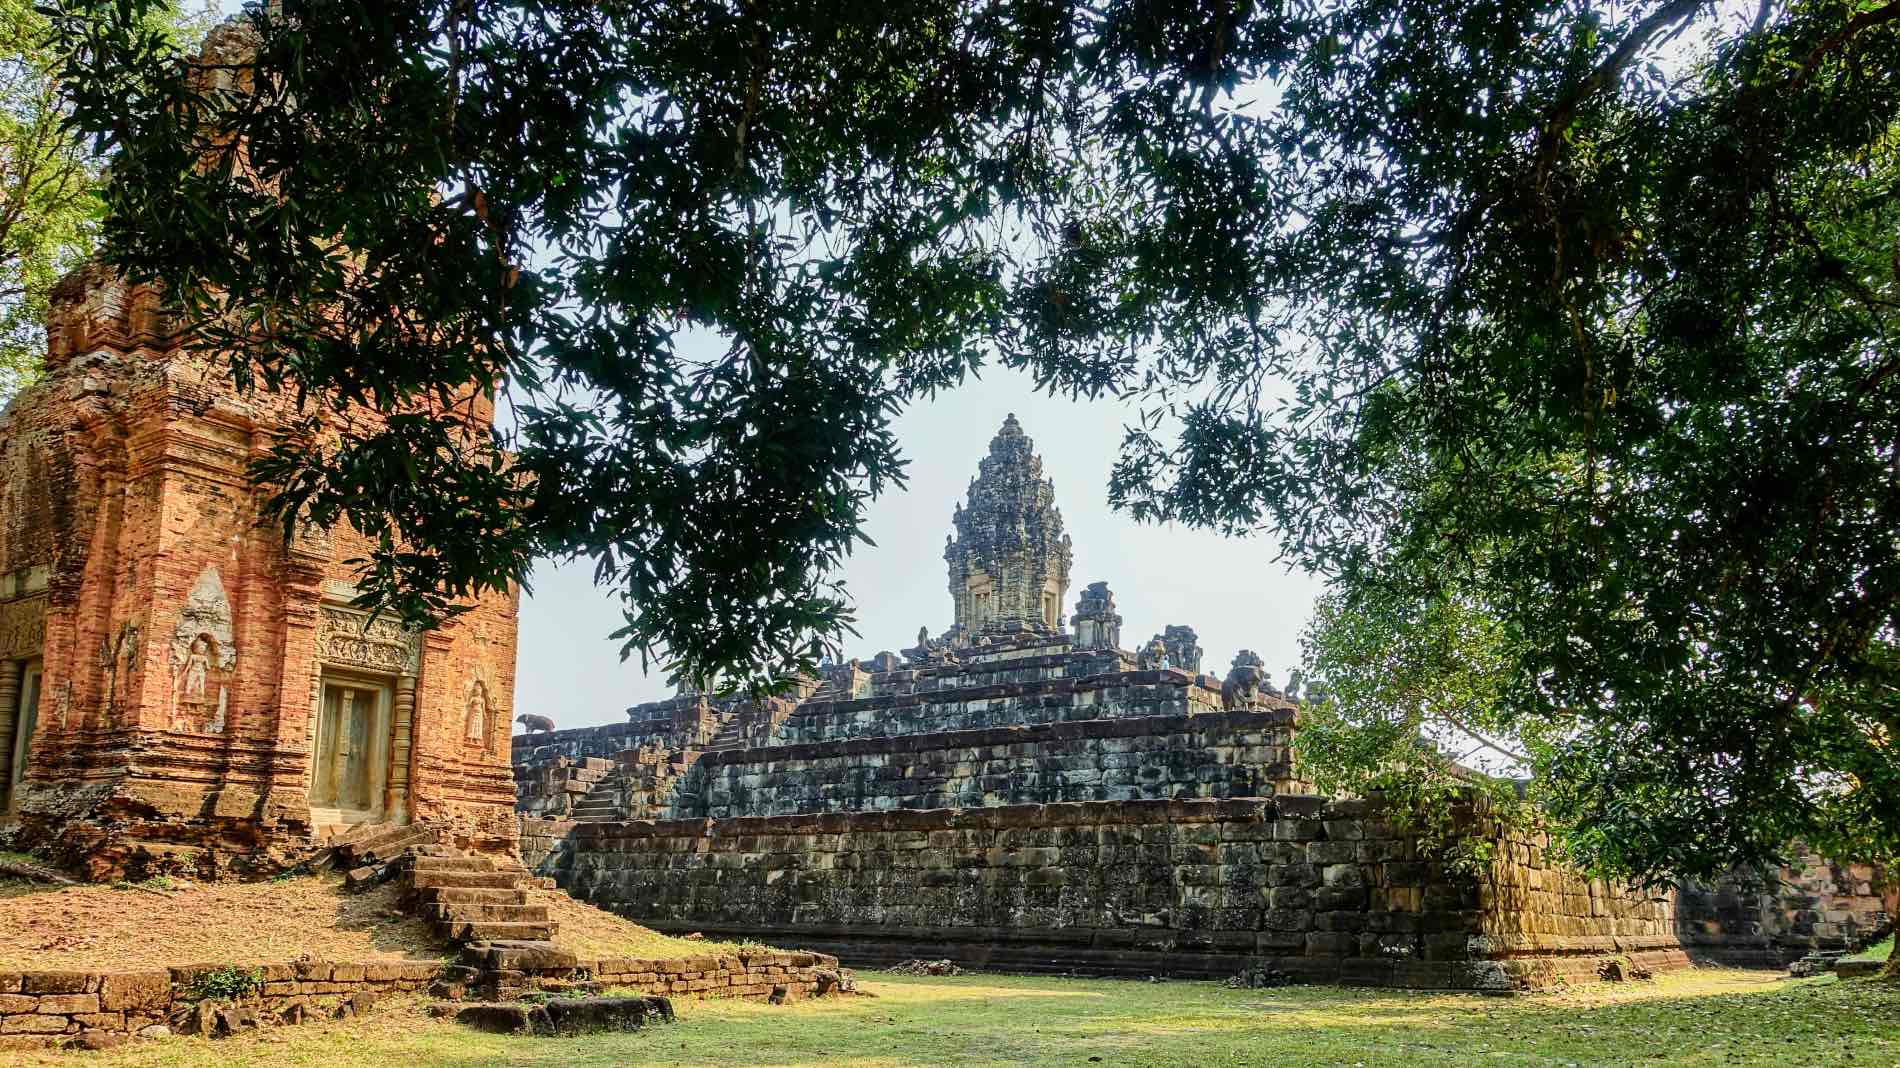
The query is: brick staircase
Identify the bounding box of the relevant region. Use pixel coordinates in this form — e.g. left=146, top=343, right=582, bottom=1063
left=701, top=718, right=747, bottom=753
left=568, top=769, right=626, bottom=823
left=326, top=822, right=557, bottom=944
left=403, top=854, right=559, bottom=944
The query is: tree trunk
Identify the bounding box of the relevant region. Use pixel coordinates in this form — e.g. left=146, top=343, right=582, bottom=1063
left=1881, top=878, right=1899, bottom=980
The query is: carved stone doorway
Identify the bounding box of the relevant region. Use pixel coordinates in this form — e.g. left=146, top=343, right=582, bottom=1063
left=309, top=674, right=392, bottom=824
left=1, top=660, right=40, bottom=811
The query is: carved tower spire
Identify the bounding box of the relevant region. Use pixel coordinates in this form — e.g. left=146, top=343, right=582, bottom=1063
left=944, top=414, right=1074, bottom=642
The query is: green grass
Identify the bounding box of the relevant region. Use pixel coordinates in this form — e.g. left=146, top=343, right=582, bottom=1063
left=21, top=967, right=1899, bottom=1067
left=1843, top=936, right=1893, bottom=963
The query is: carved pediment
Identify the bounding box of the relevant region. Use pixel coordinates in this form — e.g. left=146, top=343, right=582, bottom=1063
left=317, top=604, right=421, bottom=675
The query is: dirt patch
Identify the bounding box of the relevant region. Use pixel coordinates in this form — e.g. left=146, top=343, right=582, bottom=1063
left=0, top=869, right=762, bottom=973
left=0, top=873, right=445, bottom=971
left=532, top=888, right=753, bottom=960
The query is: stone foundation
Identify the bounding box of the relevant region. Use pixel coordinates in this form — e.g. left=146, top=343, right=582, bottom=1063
left=780, top=663, right=1226, bottom=744
left=519, top=815, right=578, bottom=874
left=565, top=797, right=1686, bottom=991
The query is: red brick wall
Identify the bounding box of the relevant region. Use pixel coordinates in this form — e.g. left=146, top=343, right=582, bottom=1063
left=0, top=265, right=519, bottom=877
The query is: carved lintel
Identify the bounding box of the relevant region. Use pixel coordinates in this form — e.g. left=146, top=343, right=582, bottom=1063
left=0, top=595, right=47, bottom=660
left=316, top=604, right=421, bottom=676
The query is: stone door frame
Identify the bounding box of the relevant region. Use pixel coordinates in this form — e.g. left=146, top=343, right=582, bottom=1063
left=308, top=602, right=421, bottom=828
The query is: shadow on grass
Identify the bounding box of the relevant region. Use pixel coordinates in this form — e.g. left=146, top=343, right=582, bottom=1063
left=391, top=969, right=1900, bottom=1068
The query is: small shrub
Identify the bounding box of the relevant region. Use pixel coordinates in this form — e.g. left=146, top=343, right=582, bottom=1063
left=187, top=966, right=263, bottom=1003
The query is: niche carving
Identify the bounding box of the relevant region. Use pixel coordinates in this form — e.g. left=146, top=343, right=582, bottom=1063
left=170, top=567, right=237, bottom=733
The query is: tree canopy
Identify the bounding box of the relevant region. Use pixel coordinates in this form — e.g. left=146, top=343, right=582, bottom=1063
left=0, top=0, right=206, bottom=399
left=45, top=0, right=1899, bottom=887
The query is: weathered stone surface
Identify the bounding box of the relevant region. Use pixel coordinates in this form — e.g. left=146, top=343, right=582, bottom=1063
left=451, top=1002, right=551, bottom=1035
left=98, top=973, right=170, bottom=1013
left=540, top=996, right=660, bottom=1035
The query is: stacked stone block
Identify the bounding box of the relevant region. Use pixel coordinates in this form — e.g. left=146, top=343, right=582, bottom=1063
left=679, top=710, right=1300, bottom=818
left=566, top=798, right=1684, bottom=989
left=781, top=664, right=1225, bottom=744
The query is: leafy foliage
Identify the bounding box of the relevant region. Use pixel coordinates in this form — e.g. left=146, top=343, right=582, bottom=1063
left=0, top=0, right=207, bottom=400
left=186, top=965, right=262, bottom=1003
left=44, top=0, right=1900, bottom=882
left=1293, top=581, right=1537, bottom=870
left=45, top=0, right=1300, bottom=691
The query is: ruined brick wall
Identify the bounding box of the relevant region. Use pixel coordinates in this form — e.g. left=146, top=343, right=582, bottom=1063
left=1677, top=849, right=1891, bottom=964
left=511, top=696, right=725, bottom=769
left=781, top=668, right=1227, bottom=745
left=565, top=797, right=1684, bottom=990
left=0, top=951, right=840, bottom=1050
left=1475, top=824, right=1683, bottom=984
left=0, top=264, right=520, bottom=877
left=675, top=710, right=1301, bottom=819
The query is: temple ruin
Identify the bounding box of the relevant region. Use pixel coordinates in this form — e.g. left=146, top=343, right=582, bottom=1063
left=510, top=415, right=1888, bottom=990
left=0, top=263, right=521, bottom=878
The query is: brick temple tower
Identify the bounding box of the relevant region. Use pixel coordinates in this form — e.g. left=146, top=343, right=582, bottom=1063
left=943, top=414, right=1073, bottom=643
left=0, top=263, right=520, bottom=879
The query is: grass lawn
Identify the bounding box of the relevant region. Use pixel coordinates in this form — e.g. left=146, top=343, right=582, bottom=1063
left=1843, top=936, right=1893, bottom=964
left=19, top=967, right=1898, bottom=1067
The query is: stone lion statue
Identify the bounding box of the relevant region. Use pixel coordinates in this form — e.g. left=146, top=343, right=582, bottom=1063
left=1221, top=650, right=1269, bottom=711
left=1137, top=638, right=1170, bottom=671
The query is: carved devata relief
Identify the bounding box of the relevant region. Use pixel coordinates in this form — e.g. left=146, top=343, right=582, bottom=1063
left=169, top=567, right=237, bottom=733
left=316, top=604, right=420, bottom=675
left=464, top=679, right=492, bottom=751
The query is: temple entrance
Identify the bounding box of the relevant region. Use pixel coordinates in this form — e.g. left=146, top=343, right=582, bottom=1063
left=2, top=660, right=39, bottom=809
left=310, top=673, right=393, bottom=823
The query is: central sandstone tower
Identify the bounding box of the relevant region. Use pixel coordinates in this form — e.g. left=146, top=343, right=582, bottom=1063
left=943, top=414, right=1072, bottom=640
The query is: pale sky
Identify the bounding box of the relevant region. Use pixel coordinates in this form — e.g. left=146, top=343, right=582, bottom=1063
left=513, top=366, right=1324, bottom=730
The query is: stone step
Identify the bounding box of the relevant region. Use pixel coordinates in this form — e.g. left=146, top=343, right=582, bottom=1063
left=411, top=855, right=500, bottom=873
left=412, top=885, right=531, bottom=906
left=409, top=870, right=526, bottom=890
left=423, top=902, right=551, bottom=924
left=330, top=820, right=399, bottom=846
left=434, top=995, right=670, bottom=1036
left=462, top=939, right=581, bottom=972
left=348, top=823, right=438, bottom=858
left=444, top=920, right=560, bottom=943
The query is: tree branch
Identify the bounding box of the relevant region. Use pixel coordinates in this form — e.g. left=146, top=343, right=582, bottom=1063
left=1790, top=0, right=1900, bottom=87
left=1535, top=0, right=1710, bottom=180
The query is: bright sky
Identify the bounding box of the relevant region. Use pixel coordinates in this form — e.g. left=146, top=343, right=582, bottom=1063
left=515, top=366, right=1324, bottom=730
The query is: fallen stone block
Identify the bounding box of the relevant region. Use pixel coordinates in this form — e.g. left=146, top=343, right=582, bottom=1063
left=449, top=1002, right=553, bottom=1035
left=541, top=996, right=660, bottom=1035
